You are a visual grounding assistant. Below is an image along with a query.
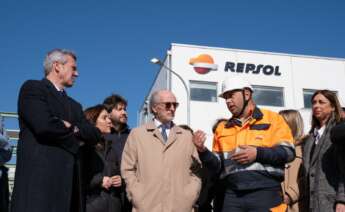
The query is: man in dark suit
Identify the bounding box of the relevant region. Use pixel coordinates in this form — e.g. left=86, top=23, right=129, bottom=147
left=11, top=49, right=102, bottom=212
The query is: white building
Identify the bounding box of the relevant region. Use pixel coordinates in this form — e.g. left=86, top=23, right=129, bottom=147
left=139, top=43, right=345, bottom=148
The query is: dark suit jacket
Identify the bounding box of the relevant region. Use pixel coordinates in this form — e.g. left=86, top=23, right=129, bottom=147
left=331, top=121, right=345, bottom=204
left=11, top=78, right=101, bottom=212
left=84, top=140, right=122, bottom=212
left=302, top=119, right=345, bottom=212
left=104, top=126, right=132, bottom=212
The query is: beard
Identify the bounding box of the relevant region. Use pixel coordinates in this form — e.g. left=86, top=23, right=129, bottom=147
left=113, top=116, right=127, bottom=126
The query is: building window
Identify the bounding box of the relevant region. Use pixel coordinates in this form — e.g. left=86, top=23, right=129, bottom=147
left=190, top=81, right=217, bottom=102
left=252, top=85, right=284, bottom=107
left=303, top=89, right=317, bottom=108
left=303, top=89, right=338, bottom=108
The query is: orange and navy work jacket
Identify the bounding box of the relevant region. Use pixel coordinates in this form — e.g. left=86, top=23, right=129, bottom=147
left=212, top=107, right=295, bottom=190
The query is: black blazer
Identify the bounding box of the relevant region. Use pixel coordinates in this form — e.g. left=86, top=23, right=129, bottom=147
left=11, top=78, right=101, bottom=212
left=84, top=139, right=122, bottom=212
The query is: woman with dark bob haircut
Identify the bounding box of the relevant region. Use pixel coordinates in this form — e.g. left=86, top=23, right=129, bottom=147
left=83, top=104, right=122, bottom=212
left=302, top=90, right=345, bottom=212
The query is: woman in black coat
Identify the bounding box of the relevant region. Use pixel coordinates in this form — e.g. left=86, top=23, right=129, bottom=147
left=84, top=105, right=122, bottom=212
left=331, top=119, right=345, bottom=208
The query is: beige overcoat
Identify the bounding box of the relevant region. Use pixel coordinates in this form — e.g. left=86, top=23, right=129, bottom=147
left=282, top=145, right=303, bottom=212
left=121, top=122, right=201, bottom=212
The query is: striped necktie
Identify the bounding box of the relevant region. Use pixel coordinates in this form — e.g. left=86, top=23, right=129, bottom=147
left=161, top=124, right=168, bottom=143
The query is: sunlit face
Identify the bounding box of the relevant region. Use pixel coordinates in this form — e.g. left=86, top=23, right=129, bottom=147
left=109, top=103, right=128, bottom=125
left=152, top=91, right=178, bottom=124
left=312, top=93, right=334, bottom=124
left=223, top=90, right=245, bottom=118
left=95, top=110, right=112, bottom=134
left=56, top=55, right=78, bottom=88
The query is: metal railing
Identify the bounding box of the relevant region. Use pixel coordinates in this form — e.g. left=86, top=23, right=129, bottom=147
left=0, top=111, right=19, bottom=195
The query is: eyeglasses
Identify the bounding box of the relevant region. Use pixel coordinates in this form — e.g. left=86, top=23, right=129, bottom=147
left=158, top=102, right=179, bottom=109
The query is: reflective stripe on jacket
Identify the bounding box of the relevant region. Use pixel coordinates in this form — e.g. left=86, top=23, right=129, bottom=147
left=213, top=107, right=295, bottom=190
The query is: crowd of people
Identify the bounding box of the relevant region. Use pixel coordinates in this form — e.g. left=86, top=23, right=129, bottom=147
left=0, top=48, right=344, bottom=212
left=0, top=124, right=12, bottom=211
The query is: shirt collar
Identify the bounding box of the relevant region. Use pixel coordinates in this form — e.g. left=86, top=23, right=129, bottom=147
left=51, top=81, right=64, bottom=92
left=252, top=106, right=263, bottom=120
left=314, top=125, right=326, bottom=137
left=225, top=118, right=242, bottom=128
left=225, top=106, right=261, bottom=128
left=154, top=119, right=173, bottom=129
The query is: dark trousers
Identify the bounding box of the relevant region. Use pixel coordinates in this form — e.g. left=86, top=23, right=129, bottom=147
left=0, top=166, right=9, bottom=212
left=221, top=187, right=283, bottom=212
left=121, top=191, right=132, bottom=212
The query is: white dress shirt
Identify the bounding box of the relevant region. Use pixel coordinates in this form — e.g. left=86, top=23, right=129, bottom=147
left=154, top=119, right=173, bottom=139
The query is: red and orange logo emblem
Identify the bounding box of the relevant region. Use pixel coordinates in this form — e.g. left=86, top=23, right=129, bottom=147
left=189, top=54, right=218, bottom=74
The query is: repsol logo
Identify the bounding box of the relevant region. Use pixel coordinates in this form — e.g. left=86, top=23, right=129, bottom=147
left=224, top=62, right=281, bottom=76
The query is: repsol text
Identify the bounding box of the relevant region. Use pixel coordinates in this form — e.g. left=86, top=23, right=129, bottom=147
left=224, top=62, right=281, bottom=76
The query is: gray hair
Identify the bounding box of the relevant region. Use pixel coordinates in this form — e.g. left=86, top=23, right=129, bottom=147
left=43, top=49, right=77, bottom=76
left=149, top=90, right=162, bottom=114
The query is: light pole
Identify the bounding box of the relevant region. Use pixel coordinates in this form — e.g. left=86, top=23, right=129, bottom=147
left=150, top=58, right=190, bottom=125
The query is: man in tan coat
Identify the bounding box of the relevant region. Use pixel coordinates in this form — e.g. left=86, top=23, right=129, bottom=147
left=121, top=90, right=201, bottom=212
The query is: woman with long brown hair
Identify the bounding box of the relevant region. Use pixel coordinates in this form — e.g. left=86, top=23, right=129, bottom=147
left=302, top=90, right=345, bottom=212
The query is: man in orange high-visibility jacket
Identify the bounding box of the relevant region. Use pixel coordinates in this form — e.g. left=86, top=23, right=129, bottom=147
left=193, top=76, right=295, bottom=212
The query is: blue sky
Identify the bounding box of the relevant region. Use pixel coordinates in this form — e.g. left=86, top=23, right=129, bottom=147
left=1, top=0, right=345, bottom=128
